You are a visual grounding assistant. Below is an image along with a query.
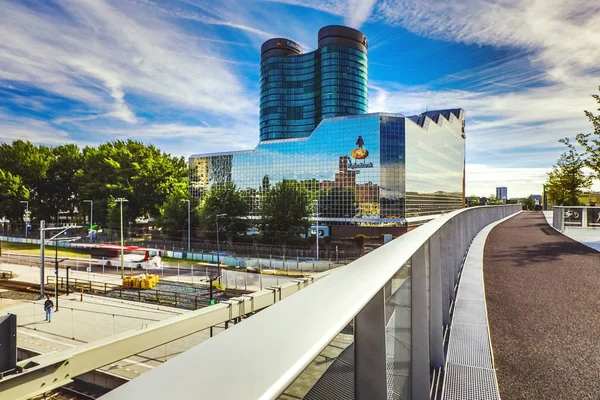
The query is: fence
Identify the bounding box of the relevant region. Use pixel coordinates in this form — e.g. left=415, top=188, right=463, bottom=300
left=45, top=276, right=220, bottom=311
left=552, top=206, right=600, bottom=231
left=99, top=205, right=521, bottom=400
left=0, top=236, right=348, bottom=270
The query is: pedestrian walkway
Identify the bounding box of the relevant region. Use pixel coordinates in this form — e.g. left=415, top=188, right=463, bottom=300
left=483, top=212, right=600, bottom=399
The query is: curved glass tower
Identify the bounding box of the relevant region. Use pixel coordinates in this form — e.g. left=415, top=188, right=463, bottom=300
left=259, top=25, right=368, bottom=141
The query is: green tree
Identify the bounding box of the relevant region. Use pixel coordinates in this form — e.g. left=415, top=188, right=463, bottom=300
left=466, top=195, right=481, bottom=207
left=199, top=183, right=248, bottom=238
left=37, top=144, right=84, bottom=222
left=487, top=195, right=501, bottom=205
left=318, top=187, right=357, bottom=218
left=545, top=138, right=592, bottom=206
left=0, top=140, right=51, bottom=222
left=260, top=180, right=310, bottom=243
left=0, top=169, right=29, bottom=224
left=521, top=196, right=535, bottom=210
left=156, top=194, right=200, bottom=237
left=79, top=140, right=187, bottom=228
left=576, top=86, right=600, bottom=176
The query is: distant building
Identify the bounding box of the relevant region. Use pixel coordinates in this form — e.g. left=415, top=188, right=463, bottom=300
left=531, top=194, right=542, bottom=205
left=496, top=187, right=508, bottom=204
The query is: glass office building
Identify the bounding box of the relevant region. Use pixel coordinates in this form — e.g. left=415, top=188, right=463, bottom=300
left=260, top=26, right=368, bottom=141
left=189, top=25, right=465, bottom=229
left=189, top=110, right=465, bottom=228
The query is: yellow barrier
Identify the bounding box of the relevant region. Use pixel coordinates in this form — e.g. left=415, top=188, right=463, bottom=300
left=123, top=274, right=160, bottom=289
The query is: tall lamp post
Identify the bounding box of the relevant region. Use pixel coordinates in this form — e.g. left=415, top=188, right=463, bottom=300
left=115, top=198, right=128, bottom=278
left=180, top=199, right=191, bottom=253
left=20, top=200, right=29, bottom=239
left=216, top=213, right=227, bottom=277
left=314, top=199, right=319, bottom=261
left=83, top=200, right=93, bottom=242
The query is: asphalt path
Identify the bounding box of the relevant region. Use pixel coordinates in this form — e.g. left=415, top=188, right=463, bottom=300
left=484, top=212, right=600, bottom=399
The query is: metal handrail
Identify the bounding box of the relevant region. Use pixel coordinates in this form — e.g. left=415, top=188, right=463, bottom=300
left=100, top=205, right=520, bottom=400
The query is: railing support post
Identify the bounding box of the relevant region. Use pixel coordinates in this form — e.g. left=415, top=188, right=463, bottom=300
left=429, top=234, right=444, bottom=368
left=354, top=288, right=386, bottom=400
left=412, top=244, right=430, bottom=400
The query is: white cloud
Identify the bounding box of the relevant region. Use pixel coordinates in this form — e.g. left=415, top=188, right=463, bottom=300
left=370, top=82, right=597, bottom=164
left=373, top=0, right=600, bottom=86
left=0, top=1, right=257, bottom=126
left=261, top=0, right=376, bottom=28
left=466, top=164, right=600, bottom=198
left=0, top=114, right=73, bottom=146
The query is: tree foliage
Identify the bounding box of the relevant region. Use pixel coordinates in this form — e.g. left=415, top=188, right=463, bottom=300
left=0, top=140, right=187, bottom=232
left=199, top=183, right=248, bottom=237
left=545, top=138, right=592, bottom=206
left=260, top=180, right=310, bottom=243
left=521, top=196, right=535, bottom=211
left=0, top=169, right=29, bottom=223
left=156, top=195, right=200, bottom=237
left=576, top=86, right=600, bottom=176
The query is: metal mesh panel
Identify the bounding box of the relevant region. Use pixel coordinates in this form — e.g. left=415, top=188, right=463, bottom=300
left=385, top=269, right=411, bottom=399
left=444, top=222, right=501, bottom=400
left=446, top=323, right=493, bottom=369
left=444, top=364, right=500, bottom=400
left=452, top=299, right=487, bottom=324
left=304, top=344, right=354, bottom=400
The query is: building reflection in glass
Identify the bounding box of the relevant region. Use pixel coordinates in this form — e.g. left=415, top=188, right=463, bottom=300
left=189, top=110, right=465, bottom=228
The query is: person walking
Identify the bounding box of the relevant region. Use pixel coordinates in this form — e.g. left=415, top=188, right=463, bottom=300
left=44, top=295, right=53, bottom=322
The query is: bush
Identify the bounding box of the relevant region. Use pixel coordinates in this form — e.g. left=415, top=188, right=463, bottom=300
left=353, top=234, right=366, bottom=249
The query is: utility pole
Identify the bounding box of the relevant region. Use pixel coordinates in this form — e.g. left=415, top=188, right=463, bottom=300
left=115, top=198, right=128, bottom=279
left=20, top=201, right=29, bottom=239
left=83, top=200, right=93, bottom=242
left=216, top=213, right=227, bottom=277
left=181, top=199, right=191, bottom=252
left=40, top=220, right=45, bottom=298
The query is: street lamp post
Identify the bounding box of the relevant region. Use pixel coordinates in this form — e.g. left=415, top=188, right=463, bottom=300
left=314, top=200, right=319, bottom=261
left=20, top=201, right=29, bottom=239
left=180, top=200, right=191, bottom=253
left=83, top=200, right=93, bottom=242
left=216, top=213, right=227, bottom=277
left=115, top=198, right=128, bottom=279
left=38, top=222, right=81, bottom=299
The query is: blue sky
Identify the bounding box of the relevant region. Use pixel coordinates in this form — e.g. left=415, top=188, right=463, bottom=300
left=1, top=0, right=599, bottom=197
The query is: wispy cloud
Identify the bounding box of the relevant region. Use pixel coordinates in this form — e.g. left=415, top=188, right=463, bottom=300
left=373, top=0, right=600, bottom=86
left=131, top=0, right=276, bottom=38
left=370, top=83, right=597, bottom=157
left=0, top=1, right=256, bottom=126
left=260, top=0, right=376, bottom=28
left=0, top=113, right=73, bottom=146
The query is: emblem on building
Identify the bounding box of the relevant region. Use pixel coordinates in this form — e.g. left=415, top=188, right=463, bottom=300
left=349, top=136, right=373, bottom=169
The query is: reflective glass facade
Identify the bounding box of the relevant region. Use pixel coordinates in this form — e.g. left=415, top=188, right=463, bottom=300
left=189, top=111, right=465, bottom=227
left=260, top=26, right=368, bottom=141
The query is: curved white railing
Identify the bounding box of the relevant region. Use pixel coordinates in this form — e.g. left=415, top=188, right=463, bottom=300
left=100, top=205, right=520, bottom=400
